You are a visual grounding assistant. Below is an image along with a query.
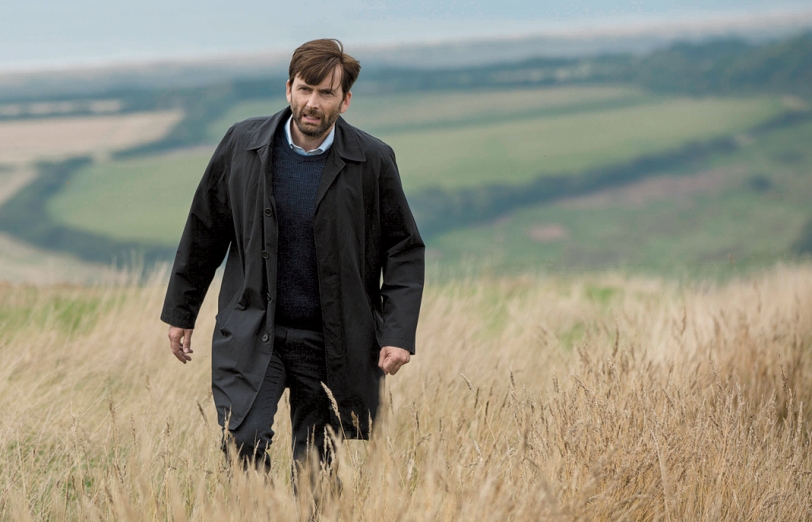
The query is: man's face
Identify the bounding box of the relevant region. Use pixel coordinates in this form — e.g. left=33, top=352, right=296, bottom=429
left=286, top=66, right=352, bottom=140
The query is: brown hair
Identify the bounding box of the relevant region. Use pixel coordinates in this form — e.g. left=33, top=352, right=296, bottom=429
left=288, top=39, right=361, bottom=96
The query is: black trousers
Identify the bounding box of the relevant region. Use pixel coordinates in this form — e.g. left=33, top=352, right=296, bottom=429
left=225, top=326, right=332, bottom=468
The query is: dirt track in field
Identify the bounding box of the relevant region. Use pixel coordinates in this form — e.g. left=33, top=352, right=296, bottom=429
left=0, top=168, right=129, bottom=284
left=0, top=168, right=37, bottom=208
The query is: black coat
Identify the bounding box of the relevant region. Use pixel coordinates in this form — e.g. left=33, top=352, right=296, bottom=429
left=160, top=107, right=425, bottom=438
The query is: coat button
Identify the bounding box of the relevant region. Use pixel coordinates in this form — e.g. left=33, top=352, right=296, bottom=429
left=261, top=333, right=269, bottom=342
left=265, top=293, right=272, bottom=302
left=264, top=208, right=273, bottom=217
left=261, top=250, right=270, bottom=259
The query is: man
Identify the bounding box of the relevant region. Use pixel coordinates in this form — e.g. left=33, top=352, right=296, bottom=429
left=160, top=39, right=424, bottom=470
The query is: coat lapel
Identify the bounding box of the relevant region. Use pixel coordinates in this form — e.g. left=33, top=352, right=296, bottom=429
left=245, top=109, right=367, bottom=210
left=315, top=116, right=366, bottom=210
left=316, top=152, right=345, bottom=211
left=244, top=108, right=290, bottom=200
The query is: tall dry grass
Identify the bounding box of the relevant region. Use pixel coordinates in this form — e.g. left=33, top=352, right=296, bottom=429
left=1, top=265, right=812, bottom=520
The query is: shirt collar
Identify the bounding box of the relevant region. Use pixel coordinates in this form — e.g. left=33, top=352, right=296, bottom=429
left=285, top=115, right=336, bottom=156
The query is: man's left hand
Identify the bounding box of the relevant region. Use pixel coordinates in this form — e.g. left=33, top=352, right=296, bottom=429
left=378, top=346, right=411, bottom=375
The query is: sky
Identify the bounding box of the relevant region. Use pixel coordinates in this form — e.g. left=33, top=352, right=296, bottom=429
left=3, top=0, right=812, bottom=70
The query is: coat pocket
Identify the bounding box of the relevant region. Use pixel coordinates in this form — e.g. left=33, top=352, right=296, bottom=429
left=216, top=291, right=244, bottom=335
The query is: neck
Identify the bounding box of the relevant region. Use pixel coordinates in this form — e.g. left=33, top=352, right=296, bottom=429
left=290, top=121, right=334, bottom=151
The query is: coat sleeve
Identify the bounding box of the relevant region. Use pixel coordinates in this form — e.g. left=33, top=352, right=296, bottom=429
left=160, top=127, right=235, bottom=329
left=378, top=147, right=425, bottom=354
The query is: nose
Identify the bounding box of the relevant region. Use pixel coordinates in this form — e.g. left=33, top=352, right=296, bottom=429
left=305, top=92, right=321, bottom=111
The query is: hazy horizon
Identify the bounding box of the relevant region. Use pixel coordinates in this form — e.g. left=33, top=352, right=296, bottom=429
left=3, top=1, right=812, bottom=72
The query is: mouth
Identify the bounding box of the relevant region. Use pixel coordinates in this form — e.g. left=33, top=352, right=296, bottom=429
left=301, top=112, right=322, bottom=125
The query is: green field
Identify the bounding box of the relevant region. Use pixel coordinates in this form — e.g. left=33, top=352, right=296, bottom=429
left=213, top=91, right=788, bottom=195
left=46, top=86, right=795, bottom=250
left=47, top=149, right=211, bottom=246
left=211, top=87, right=789, bottom=192
left=386, top=96, right=788, bottom=192
left=207, top=96, right=286, bottom=142
left=429, top=118, right=812, bottom=274
left=206, top=85, right=646, bottom=141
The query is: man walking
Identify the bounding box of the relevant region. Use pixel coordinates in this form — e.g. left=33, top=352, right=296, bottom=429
left=160, top=39, right=424, bottom=470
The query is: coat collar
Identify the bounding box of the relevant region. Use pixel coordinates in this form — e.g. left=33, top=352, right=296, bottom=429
left=243, top=106, right=366, bottom=163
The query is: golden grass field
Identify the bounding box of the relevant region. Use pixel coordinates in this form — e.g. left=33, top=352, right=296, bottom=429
left=1, top=265, right=812, bottom=520
left=0, top=111, right=182, bottom=165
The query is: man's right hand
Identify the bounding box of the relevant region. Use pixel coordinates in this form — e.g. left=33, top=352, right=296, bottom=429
left=168, top=326, right=194, bottom=364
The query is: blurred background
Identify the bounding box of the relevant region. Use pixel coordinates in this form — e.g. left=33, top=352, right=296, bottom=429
left=1, top=0, right=812, bottom=283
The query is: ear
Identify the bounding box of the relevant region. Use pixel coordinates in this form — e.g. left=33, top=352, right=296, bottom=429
left=340, top=90, right=352, bottom=114
left=286, top=79, right=292, bottom=105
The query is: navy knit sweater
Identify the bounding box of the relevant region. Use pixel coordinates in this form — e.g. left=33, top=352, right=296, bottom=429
left=272, top=128, right=329, bottom=332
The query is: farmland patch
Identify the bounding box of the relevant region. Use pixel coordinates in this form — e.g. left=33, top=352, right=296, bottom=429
left=46, top=148, right=211, bottom=246
left=429, top=115, right=812, bottom=276
left=0, top=110, right=183, bottom=165
left=385, top=96, right=788, bottom=192
left=207, top=85, right=646, bottom=142
left=560, top=165, right=744, bottom=209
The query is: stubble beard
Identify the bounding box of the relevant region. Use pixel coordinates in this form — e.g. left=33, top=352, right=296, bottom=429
left=292, top=103, right=341, bottom=139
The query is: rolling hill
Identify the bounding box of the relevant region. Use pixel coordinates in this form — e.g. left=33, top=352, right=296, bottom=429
left=0, top=31, right=811, bottom=274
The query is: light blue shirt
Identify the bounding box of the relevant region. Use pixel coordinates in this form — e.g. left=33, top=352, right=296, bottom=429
left=284, top=115, right=336, bottom=156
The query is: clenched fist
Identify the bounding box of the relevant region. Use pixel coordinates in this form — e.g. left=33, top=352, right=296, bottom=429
left=378, top=345, right=411, bottom=375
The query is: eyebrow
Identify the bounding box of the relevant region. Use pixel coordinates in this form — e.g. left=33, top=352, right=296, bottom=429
left=296, top=84, right=337, bottom=96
